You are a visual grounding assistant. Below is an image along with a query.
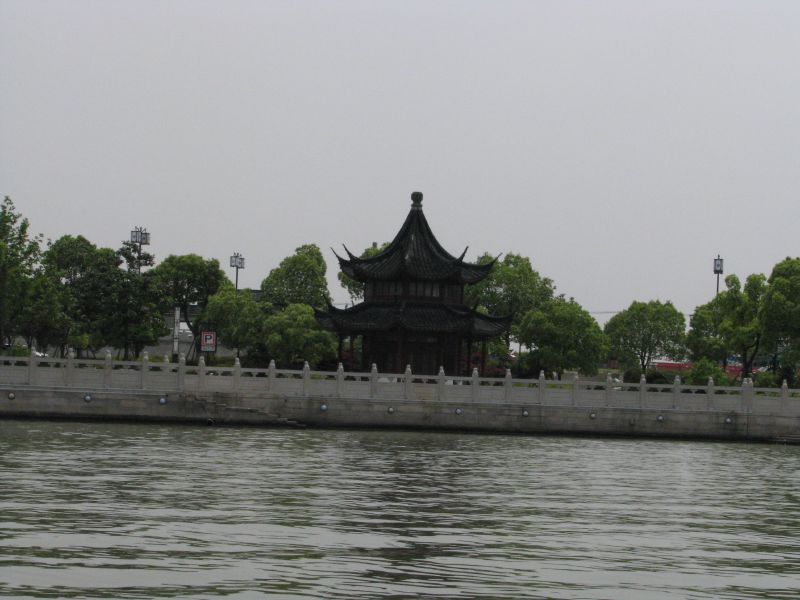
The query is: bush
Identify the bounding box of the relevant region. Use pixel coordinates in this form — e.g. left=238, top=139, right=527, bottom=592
left=686, top=358, right=730, bottom=386
left=645, top=370, right=671, bottom=384
left=753, top=371, right=780, bottom=388
left=8, top=344, right=30, bottom=357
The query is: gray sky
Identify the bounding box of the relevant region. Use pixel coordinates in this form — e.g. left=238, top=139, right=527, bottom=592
left=2, top=0, right=799, bottom=323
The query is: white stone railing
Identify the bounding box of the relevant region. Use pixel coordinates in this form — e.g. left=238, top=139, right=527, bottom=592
left=2, top=350, right=800, bottom=415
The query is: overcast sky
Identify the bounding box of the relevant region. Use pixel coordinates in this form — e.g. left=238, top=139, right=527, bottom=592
left=2, top=0, right=799, bottom=323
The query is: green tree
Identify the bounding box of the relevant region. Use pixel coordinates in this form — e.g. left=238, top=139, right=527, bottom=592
left=761, top=258, right=800, bottom=384
left=17, top=270, right=70, bottom=352
left=151, top=254, right=228, bottom=347
left=464, top=252, right=554, bottom=347
left=686, top=296, right=729, bottom=364
left=262, top=303, right=336, bottom=368
left=104, top=244, right=166, bottom=360
left=604, top=300, right=686, bottom=372
left=205, top=286, right=264, bottom=355
left=337, top=242, right=389, bottom=303
left=518, top=297, right=607, bottom=376
left=716, top=273, right=766, bottom=379
left=0, top=197, right=42, bottom=346
left=261, top=244, right=330, bottom=309
left=41, top=235, right=114, bottom=355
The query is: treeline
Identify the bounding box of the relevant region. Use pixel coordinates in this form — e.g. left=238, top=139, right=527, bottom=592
left=0, top=196, right=337, bottom=367
left=3, top=196, right=800, bottom=384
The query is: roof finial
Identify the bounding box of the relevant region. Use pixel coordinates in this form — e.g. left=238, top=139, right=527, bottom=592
left=411, top=191, right=423, bottom=207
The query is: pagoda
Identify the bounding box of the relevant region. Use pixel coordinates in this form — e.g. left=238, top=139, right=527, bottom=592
left=315, top=192, right=510, bottom=375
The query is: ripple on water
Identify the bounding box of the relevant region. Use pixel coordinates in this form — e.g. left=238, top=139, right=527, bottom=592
left=1, top=421, right=800, bottom=599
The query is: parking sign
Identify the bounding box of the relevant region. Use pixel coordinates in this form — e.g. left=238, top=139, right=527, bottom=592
left=200, top=331, right=217, bottom=352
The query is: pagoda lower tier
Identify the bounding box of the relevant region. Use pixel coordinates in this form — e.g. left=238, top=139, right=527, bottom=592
left=315, top=301, right=510, bottom=375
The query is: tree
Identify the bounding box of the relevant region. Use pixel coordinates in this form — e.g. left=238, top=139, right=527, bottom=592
left=40, top=236, right=164, bottom=358
left=104, top=245, right=166, bottom=360
left=17, top=270, right=70, bottom=352
left=262, top=303, right=336, bottom=368
left=686, top=296, right=729, bottom=364
left=337, top=242, right=389, bottom=303
left=518, top=297, right=607, bottom=376
left=716, top=274, right=766, bottom=379
left=604, top=300, right=686, bottom=372
left=761, top=258, right=800, bottom=385
left=261, top=244, right=330, bottom=309
left=0, top=197, right=42, bottom=346
left=151, top=254, right=228, bottom=346
left=464, top=252, right=554, bottom=347
left=41, top=235, right=110, bottom=355
left=205, top=287, right=264, bottom=355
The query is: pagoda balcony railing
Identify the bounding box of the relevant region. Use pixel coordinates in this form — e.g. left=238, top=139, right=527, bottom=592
left=3, top=351, right=800, bottom=416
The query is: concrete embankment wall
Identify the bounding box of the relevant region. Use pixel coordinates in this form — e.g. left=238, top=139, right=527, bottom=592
left=2, top=355, right=800, bottom=441
left=2, top=385, right=800, bottom=442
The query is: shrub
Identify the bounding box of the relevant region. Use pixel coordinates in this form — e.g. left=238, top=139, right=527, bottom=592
left=686, top=358, right=730, bottom=386
left=645, top=370, right=671, bottom=384
left=753, top=371, right=780, bottom=388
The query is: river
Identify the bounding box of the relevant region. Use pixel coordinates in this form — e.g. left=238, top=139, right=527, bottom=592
left=1, top=420, right=798, bottom=599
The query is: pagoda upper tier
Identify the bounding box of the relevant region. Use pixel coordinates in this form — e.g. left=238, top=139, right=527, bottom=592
left=335, top=192, right=496, bottom=284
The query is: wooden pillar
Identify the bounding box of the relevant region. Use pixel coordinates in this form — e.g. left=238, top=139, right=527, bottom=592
left=480, top=340, right=487, bottom=376
left=455, top=337, right=462, bottom=376
left=337, top=335, right=343, bottom=366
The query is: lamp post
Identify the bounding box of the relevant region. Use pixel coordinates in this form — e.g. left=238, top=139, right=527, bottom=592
left=229, top=253, right=246, bottom=358
left=230, top=252, right=245, bottom=295
left=714, top=254, right=724, bottom=295
left=130, top=226, right=151, bottom=275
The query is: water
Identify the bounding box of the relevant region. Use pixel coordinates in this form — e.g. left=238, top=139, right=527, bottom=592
left=1, top=420, right=799, bottom=599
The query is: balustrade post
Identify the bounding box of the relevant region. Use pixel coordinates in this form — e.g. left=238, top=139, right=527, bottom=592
left=336, top=362, right=344, bottom=397
left=706, top=376, right=715, bottom=410
left=504, top=369, right=513, bottom=402
left=233, top=357, right=241, bottom=394
left=65, top=349, right=75, bottom=387
left=198, top=355, right=206, bottom=392
left=538, top=370, right=545, bottom=404
left=176, top=354, right=186, bottom=392
left=437, top=366, right=446, bottom=401
left=267, top=360, right=276, bottom=392
left=404, top=365, right=414, bottom=400
left=672, top=375, right=681, bottom=409
left=742, top=377, right=754, bottom=413
left=471, top=368, right=480, bottom=402
left=103, top=350, right=112, bottom=388
left=638, top=373, right=646, bottom=408
left=27, top=348, right=37, bottom=385
left=369, top=363, right=378, bottom=398
left=302, top=361, right=310, bottom=396
left=139, top=351, right=149, bottom=389
left=782, top=379, right=789, bottom=401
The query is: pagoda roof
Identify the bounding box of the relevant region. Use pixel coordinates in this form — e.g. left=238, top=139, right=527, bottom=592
left=334, top=192, right=496, bottom=284
left=315, top=301, right=511, bottom=339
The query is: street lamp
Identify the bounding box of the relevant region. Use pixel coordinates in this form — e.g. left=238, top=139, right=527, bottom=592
left=230, top=252, right=245, bottom=295
left=229, top=252, right=246, bottom=358
left=714, top=254, right=724, bottom=295
left=130, top=226, right=151, bottom=275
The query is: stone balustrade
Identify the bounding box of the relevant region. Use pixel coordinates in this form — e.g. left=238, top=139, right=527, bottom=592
left=2, top=351, right=799, bottom=417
